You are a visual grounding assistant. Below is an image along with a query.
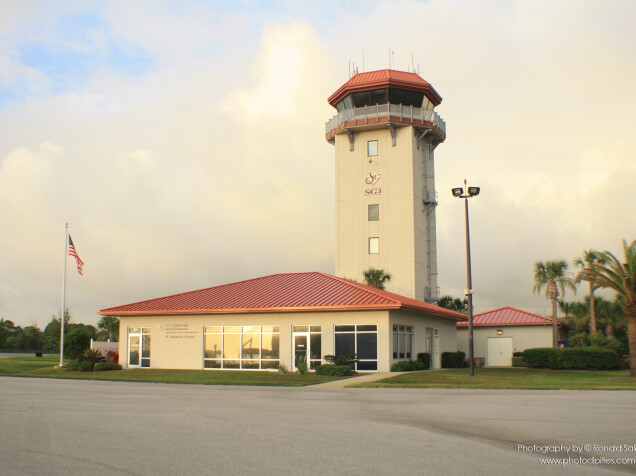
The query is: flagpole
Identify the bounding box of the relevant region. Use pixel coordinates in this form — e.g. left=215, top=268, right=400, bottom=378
left=60, top=223, right=68, bottom=367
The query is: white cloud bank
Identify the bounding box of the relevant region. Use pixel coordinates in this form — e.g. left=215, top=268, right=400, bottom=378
left=0, top=1, right=634, bottom=328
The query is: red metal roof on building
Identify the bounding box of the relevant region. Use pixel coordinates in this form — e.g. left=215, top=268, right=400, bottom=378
left=99, top=272, right=467, bottom=320
left=457, top=307, right=554, bottom=327
left=328, top=69, right=443, bottom=108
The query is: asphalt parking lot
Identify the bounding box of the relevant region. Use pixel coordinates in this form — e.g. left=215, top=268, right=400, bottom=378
left=1, top=377, right=634, bottom=475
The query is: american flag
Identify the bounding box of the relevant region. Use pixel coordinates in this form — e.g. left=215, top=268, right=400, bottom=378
left=68, top=235, right=84, bottom=276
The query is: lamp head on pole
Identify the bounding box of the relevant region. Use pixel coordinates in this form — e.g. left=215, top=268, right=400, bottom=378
left=451, top=187, right=463, bottom=197
left=467, top=186, right=480, bottom=197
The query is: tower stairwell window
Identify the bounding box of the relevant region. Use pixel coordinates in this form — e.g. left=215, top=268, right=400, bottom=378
left=369, top=237, right=379, bottom=254
left=368, top=204, right=379, bottom=221
left=367, top=140, right=378, bottom=157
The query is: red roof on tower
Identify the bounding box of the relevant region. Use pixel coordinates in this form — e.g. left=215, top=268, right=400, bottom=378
left=456, top=307, right=555, bottom=327
left=99, top=272, right=467, bottom=319
left=328, top=69, right=443, bottom=108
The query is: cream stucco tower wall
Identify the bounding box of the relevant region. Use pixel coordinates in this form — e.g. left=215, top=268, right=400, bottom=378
left=325, top=70, right=446, bottom=303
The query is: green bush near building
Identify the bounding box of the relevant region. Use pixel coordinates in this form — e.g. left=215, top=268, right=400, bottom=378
left=512, top=356, right=526, bottom=367
left=315, top=364, right=354, bottom=376
left=522, top=347, right=622, bottom=370
left=416, top=352, right=430, bottom=369
left=441, top=351, right=466, bottom=368
left=94, top=362, right=122, bottom=371
left=391, top=359, right=424, bottom=372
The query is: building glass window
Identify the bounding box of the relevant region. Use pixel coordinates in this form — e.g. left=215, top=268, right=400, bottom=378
left=367, top=140, right=378, bottom=157
left=204, top=326, right=280, bottom=370
left=368, top=204, right=379, bottom=221
left=392, top=325, right=414, bottom=360
left=335, top=325, right=378, bottom=371
left=369, top=237, right=379, bottom=254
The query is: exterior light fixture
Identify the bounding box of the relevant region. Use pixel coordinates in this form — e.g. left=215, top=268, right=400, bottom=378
left=496, top=329, right=503, bottom=335
left=452, top=179, right=480, bottom=377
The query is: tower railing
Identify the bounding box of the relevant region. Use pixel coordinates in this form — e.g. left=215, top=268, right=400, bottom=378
left=325, top=104, right=446, bottom=137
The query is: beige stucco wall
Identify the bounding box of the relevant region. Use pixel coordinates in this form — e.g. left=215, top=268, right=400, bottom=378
left=334, top=125, right=438, bottom=302
left=457, top=325, right=554, bottom=358
left=389, top=309, right=457, bottom=368
left=118, top=310, right=392, bottom=371
left=117, top=309, right=459, bottom=372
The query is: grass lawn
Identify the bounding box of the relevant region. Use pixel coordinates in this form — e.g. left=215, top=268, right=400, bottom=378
left=351, top=368, right=636, bottom=390
left=0, top=355, right=346, bottom=387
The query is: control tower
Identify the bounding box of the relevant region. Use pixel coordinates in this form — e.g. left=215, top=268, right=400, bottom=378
left=325, top=69, right=446, bottom=303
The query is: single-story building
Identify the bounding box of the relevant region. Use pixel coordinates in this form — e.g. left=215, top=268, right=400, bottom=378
left=457, top=307, right=567, bottom=366
left=99, top=272, right=466, bottom=372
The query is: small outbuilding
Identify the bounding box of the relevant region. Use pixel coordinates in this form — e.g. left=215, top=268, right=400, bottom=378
left=457, top=307, right=567, bottom=366
left=99, top=272, right=466, bottom=372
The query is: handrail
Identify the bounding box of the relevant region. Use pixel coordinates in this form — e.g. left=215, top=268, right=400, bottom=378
left=326, top=104, right=446, bottom=136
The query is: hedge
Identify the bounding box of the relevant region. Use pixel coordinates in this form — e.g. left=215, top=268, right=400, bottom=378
left=441, top=351, right=466, bottom=368
left=417, top=352, right=431, bottom=370
left=94, top=362, right=123, bottom=372
left=315, top=365, right=353, bottom=376
left=391, top=360, right=424, bottom=372
left=522, top=347, right=621, bottom=370
left=512, top=356, right=526, bottom=367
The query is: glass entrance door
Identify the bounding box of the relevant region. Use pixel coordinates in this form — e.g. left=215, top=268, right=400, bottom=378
left=128, top=328, right=151, bottom=368
left=128, top=334, right=140, bottom=367
left=294, top=335, right=308, bottom=369
left=292, top=326, right=322, bottom=370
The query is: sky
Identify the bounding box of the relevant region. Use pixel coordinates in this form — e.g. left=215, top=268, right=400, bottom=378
left=1, top=0, right=634, bottom=329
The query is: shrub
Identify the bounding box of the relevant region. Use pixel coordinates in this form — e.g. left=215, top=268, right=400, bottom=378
left=513, top=352, right=523, bottom=357
left=315, top=365, right=353, bottom=376
left=94, top=362, right=122, bottom=371
left=569, top=332, right=590, bottom=348
left=512, top=356, right=526, bottom=367
left=324, top=354, right=357, bottom=366
left=417, top=353, right=431, bottom=369
left=522, top=347, right=622, bottom=370
left=296, top=361, right=309, bottom=375
left=391, top=359, right=424, bottom=372
left=277, top=363, right=289, bottom=374
left=81, top=349, right=106, bottom=370
left=65, top=359, right=81, bottom=371
left=77, top=360, right=93, bottom=372
left=441, top=351, right=466, bottom=368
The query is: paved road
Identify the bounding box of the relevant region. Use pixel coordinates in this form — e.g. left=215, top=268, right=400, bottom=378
left=1, top=377, right=634, bottom=475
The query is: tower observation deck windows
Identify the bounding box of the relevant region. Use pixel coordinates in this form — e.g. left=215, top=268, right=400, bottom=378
left=336, top=88, right=426, bottom=110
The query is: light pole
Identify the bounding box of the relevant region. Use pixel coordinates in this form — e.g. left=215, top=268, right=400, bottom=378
left=452, top=180, right=480, bottom=376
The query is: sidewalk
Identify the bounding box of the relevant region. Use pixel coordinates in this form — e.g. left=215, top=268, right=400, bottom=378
left=307, top=371, right=404, bottom=389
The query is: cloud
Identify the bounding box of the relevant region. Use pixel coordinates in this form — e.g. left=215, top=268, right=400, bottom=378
left=0, top=1, right=634, bottom=329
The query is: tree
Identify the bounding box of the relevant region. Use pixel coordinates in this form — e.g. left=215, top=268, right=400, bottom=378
left=576, top=240, right=636, bottom=377
left=98, top=315, right=120, bottom=342
left=533, top=260, right=576, bottom=348
left=438, top=295, right=468, bottom=314
left=363, top=268, right=392, bottom=290
left=64, top=326, right=93, bottom=359
left=575, top=250, right=606, bottom=333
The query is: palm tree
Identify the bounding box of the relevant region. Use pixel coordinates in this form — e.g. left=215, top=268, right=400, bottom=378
left=577, top=240, right=635, bottom=376
left=438, top=295, right=468, bottom=314
left=363, top=267, right=392, bottom=290
left=558, top=300, right=574, bottom=327
left=533, top=260, right=576, bottom=347
left=98, top=315, right=120, bottom=342
left=575, top=250, right=605, bottom=333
